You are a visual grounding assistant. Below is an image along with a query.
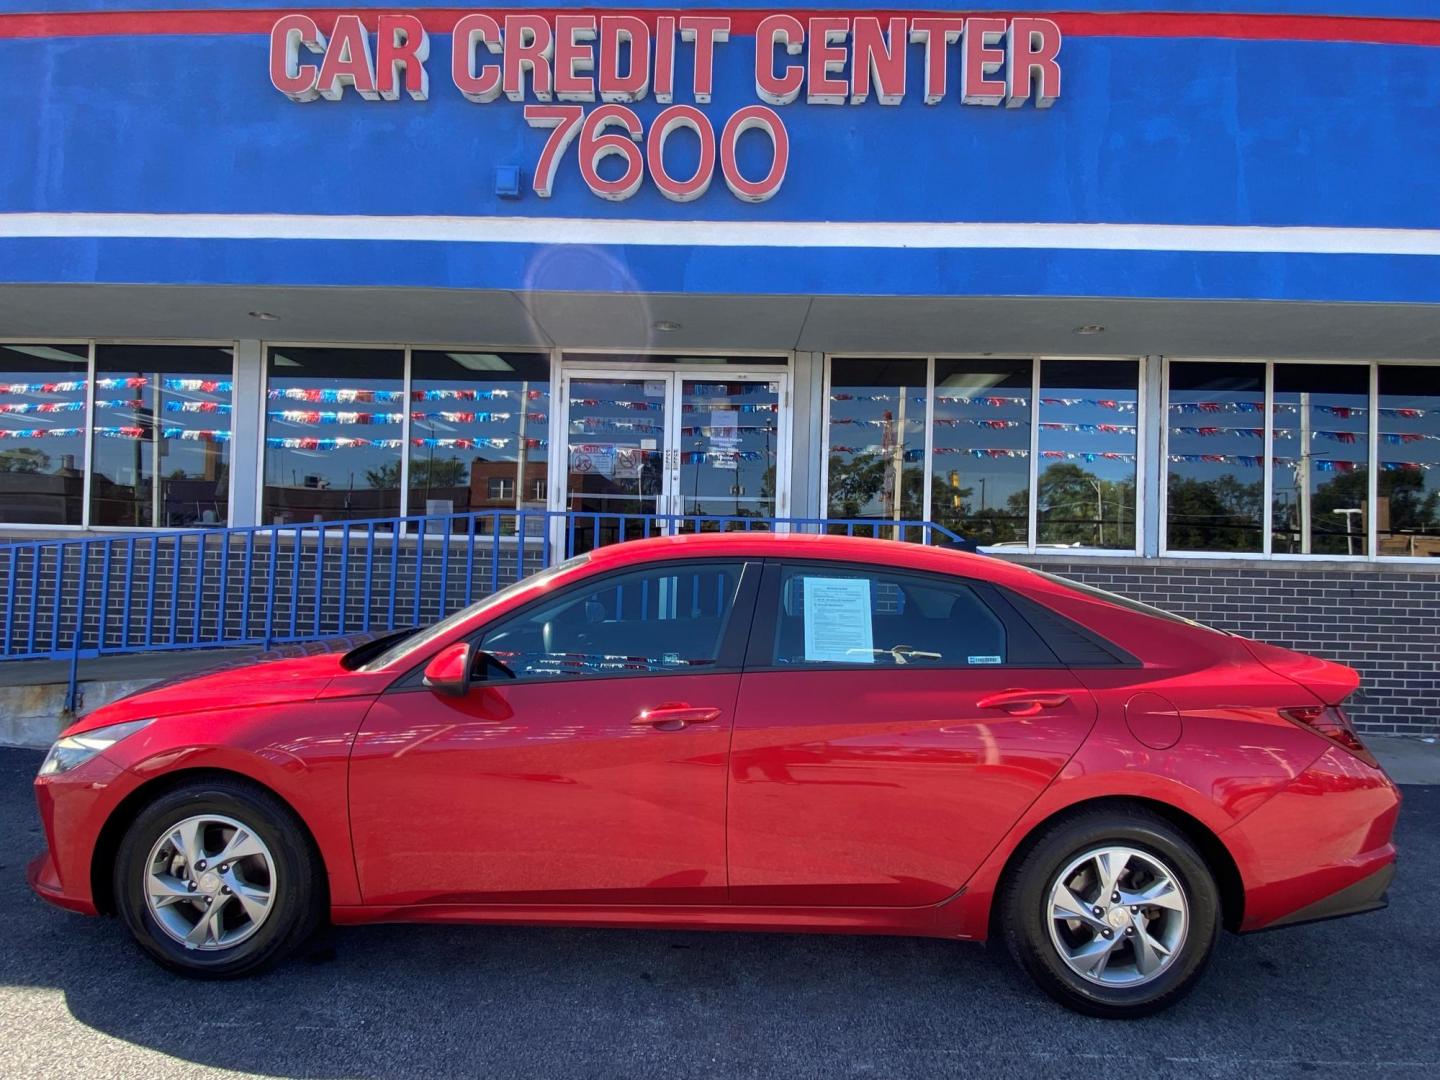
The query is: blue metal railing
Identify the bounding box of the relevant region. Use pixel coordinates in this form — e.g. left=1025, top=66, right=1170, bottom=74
left=0, top=510, right=962, bottom=672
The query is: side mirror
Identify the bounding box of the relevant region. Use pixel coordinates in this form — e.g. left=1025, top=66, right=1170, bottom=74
left=422, top=642, right=472, bottom=697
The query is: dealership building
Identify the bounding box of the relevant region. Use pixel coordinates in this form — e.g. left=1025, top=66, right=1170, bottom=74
left=1, top=1, right=1438, bottom=735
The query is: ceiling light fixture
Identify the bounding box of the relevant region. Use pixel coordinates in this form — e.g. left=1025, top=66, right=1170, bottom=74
left=652, top=320, right=682, bottom=332
left=248, top=311, right=280, bottom=321
left=1073, top=324, right=1106, bottom=335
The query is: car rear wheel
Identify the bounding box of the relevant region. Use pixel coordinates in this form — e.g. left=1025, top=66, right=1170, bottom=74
left=1000, top=807, right=1221, bottom=1018
left=113, top=778, right=324, bottom=978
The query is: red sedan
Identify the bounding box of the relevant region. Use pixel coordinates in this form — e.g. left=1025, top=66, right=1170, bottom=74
left=30, top=534, right=1399, bottom=1017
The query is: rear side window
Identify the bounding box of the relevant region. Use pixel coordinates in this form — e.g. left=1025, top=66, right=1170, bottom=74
left=1021, top=566, right=1223, bottom=634
left=769, top=565, right=1011, bottom=668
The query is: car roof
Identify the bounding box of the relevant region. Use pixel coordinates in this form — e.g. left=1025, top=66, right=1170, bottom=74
left=580, top=532, right=1041, bottom=590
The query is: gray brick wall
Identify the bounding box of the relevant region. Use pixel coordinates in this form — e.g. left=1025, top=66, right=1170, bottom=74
left=1013, top=555, right=1440, bottom=738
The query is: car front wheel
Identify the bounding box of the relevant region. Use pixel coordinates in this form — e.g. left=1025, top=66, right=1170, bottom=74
left=1000, top=807, right=1221, bottom=1018
left=113, top=778, right=324, bottom=978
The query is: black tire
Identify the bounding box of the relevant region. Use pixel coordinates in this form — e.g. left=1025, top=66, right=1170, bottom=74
left=113, top=777, right=325, bottom=979
left=1000, top=807, right=1221, bottom=1018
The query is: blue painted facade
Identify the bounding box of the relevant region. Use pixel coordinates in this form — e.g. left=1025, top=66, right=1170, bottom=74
left=2, top=3, right=1439, bottom=302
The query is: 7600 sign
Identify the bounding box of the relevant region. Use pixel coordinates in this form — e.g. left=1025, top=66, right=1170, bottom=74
left=527, top=103, right=787, bottom=203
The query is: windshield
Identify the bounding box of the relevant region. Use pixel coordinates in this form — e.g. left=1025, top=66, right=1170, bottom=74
left=356, top=553, right=591, bottom=671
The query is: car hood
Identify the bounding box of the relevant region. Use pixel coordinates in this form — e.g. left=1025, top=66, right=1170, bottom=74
left=65, top=634, right=386, bottom=735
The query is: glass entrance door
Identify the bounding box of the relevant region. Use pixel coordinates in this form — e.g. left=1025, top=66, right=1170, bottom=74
left=676, top=377, right=783, bottom=521
left=562, top=373, right=669, bottom=551
left=559, top=368, right=787, bottom=553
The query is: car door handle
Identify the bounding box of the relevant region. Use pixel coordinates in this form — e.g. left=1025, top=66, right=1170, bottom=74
left=632, top=703, right=723, bottom=730
left=976, top=690, right=1070, bottom=716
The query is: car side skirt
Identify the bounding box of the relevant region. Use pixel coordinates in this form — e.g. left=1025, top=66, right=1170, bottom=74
left=329, top=897, right=979, bottom=939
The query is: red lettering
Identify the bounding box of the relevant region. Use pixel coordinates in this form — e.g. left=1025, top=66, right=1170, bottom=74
left=269, top=15, right=326, bottom=102
left=598, top=16, right=650, bottom=103
left=850, top=17, right=906, bottom=105
left=961, top=17, right=1007, bottom=106
left=554, top=14, right=597, bottom=102
left=754, top=15, right=804, bottom=106
left=316, top=15, right=377, bottom=101
left=680, top=16, right=731, bottom=104
left=806, top=17, right=849, bottom=105
left=503, top=15, right=554, bottom=102
left=653, top=15, right=676, bottom=102
left=376, top=14, right=428, bottom=101
left=452, top=14, right=502, bottom=102
left=909, top=17, right=964, bottom=105
left=1006, top=18, right=1062, bottom=107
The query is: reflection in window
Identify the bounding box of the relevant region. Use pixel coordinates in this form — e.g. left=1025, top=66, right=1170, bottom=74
left=0, top=344, right=89, bottom=525
left=408, top=351, right=549, bottom=518
left=931, top=359, right=1031, bottom=547
left=1166, top=362, right=1266, bottom=552
left=677, top=378, right=781, bottom=521
left=1377, top=366, right=1440, bottom=556
left=826, top=359, right=927, bottom=529
left=263, top=347, right=405, bottom=525
left=478, top=562, right=744, bottom=678
left=1272, top=365, right=1370, bottom=556
left=89, top=345, right=234, bottom=528
left=1037, top=361, right=1140, bottom=550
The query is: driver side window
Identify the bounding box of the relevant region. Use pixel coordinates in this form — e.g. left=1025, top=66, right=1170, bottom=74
left=478, top=561, right=747, bottom=680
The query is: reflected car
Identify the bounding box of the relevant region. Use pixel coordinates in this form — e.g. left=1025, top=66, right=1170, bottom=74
left=30, top=534, right=1400, bottom=1017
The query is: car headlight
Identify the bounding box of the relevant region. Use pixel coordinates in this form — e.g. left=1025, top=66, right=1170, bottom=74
left=38, top=718, right=155, bottom=777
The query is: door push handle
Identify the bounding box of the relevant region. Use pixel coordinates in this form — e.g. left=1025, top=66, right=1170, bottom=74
left=976, top=690, right=1070, bottom=716
left=632, top=703, right=723, bottom=730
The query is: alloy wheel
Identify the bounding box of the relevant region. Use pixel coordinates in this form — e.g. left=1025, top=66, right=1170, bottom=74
left=143, top=813, right=277, bottom=952
left=1046, top=845, right=1189, bottom=987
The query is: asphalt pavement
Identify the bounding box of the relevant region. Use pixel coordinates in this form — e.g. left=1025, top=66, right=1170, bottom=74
left=1, top=745, right=1436, bottom=1080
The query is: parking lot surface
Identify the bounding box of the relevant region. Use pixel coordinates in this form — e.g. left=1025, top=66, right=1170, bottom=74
left=1, top=746, right=1436, bottom=1080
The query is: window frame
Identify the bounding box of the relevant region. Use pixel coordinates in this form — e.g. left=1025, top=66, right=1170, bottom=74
left=0, top=337, right=239, bottom=532
left=821, top=354, right=1145, bottom=557
left=394, top=557, right=764, bottom=688
left=742, top=558, right=1070, bottom=674
left=1157, top=356, right=1431, bottom=561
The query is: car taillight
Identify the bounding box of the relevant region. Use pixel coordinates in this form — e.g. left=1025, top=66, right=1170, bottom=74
left=1280, top=705, right=1379, bottom=768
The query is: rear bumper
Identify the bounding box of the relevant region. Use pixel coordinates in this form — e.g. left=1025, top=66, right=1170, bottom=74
left=1255, top=861, right=1394, bottom=932
left=1224, top=745, right=1401, bottom=932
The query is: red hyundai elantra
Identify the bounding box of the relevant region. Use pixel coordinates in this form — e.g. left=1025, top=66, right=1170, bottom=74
left=30, top=534, right=1399, bottom=1017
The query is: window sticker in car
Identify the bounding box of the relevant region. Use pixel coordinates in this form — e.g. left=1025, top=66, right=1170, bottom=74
left=968, top=655, right=1003, bottom=665
left=802, top=577, right=875, bottom=664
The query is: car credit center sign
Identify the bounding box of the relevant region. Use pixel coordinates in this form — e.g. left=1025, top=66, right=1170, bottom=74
left=269, top=12, right=1062, bottom=203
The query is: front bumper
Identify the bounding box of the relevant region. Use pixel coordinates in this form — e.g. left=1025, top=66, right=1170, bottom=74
left=29, top=753, right=138, bottom=917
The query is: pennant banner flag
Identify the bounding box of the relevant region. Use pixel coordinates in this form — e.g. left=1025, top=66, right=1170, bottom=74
left=162, top=378, right=232, bottom=393
left=164, top=401, right=233, bottom=414
left=0, top=426, right=84, bottom=439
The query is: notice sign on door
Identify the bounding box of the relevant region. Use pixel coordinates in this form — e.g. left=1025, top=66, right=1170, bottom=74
left=802, top=577, right=875, bottom=663
left=709, top=410, right=740, bottom=470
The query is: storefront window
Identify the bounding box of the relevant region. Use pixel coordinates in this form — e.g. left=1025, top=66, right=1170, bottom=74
left=1377, top=366, right=1440, bottom=556
left=1271, top=364, right=1370, bottom=556
left=1166, top=362, right=1266, bottom=552
left=89, top=345, right=234, bottom=528
left=0, top=344, right=89, bottom=525
left=930, top=359, right=1031, bottom=547
left=825, top=359, right=927, bottom=525
left=1036, top=360, right=1140, bottom=550
left=408, top=351, right=550, bottom=517
left=263, top=347, right=405, bottom=524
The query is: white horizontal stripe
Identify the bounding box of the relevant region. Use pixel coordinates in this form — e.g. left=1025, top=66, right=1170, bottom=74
left=3, top=212, right=1440, bottom=256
